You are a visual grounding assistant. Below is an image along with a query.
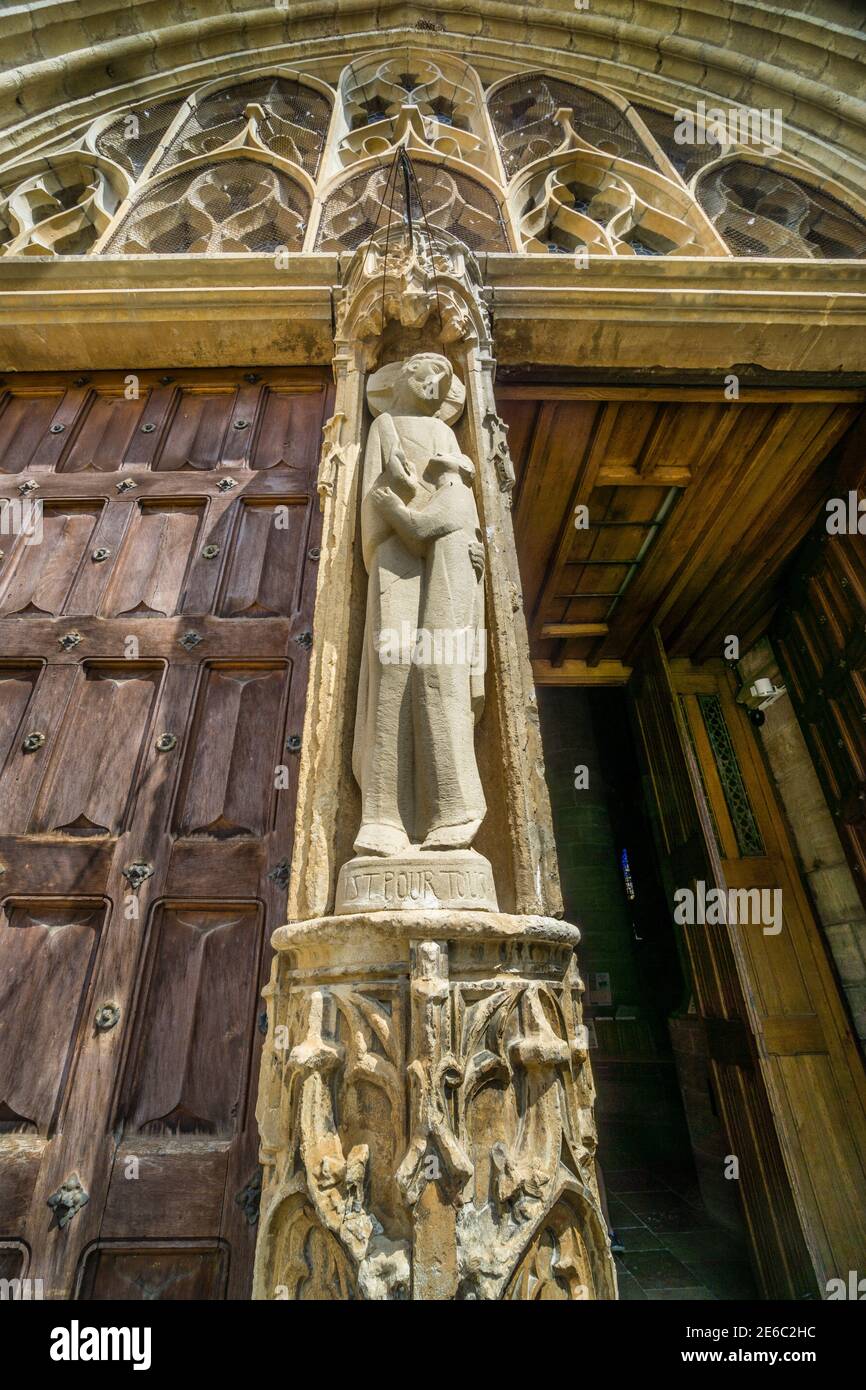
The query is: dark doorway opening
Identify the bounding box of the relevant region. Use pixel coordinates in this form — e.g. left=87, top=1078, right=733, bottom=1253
left=538, top=685, right=757, bottom=1300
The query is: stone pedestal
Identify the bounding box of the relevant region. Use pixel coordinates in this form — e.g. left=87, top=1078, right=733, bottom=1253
left=335, top=850, right=497, bottom=913
left=254, top=911, right=615, bottom=1301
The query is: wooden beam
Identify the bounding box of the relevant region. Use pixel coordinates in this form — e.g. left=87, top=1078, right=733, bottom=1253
left=540, top=623, right=609, bottom=638
left=513, top=401, right=597, bottom=620
left=497, top=385, right=866, bottom=403
left=530, top=401, right=618, bottom=645
left=596, top=466, right=692, bottom=486
left=532, top=659, right=632, bottom=686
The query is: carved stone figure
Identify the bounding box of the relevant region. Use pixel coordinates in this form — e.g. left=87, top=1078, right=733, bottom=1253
left=352, top=352, right=486, bottom=856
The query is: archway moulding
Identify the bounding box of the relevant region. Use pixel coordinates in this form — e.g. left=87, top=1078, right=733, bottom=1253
left=2, top=5, right=865, bottom=196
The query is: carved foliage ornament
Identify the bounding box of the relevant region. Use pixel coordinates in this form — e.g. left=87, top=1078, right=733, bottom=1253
left=257, top=940, right=611, bottom=1301
left=334, top=228, right=490, bottom=349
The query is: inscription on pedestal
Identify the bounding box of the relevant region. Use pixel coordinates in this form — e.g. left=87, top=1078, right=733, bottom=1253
left=335, top=850, right=498, bottom=914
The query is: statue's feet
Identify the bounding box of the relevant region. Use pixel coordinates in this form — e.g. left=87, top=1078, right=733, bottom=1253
left=421, top=819, right=483, bottom=850
left=354, top=823, right=411, bottom=856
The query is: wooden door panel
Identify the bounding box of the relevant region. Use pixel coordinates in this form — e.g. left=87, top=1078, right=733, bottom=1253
left=630, top=629, right=817, bottom=1297
left=173, top=664, right=289, bottom=838
left=123, top=902, right=263, bottom=1137
left=0, top=367, right=330, bottom=1299
left=76, top=1242, right=228, bottom=1300
left=101, top=502, right=205, bottom=618
left=0, top=664, right=41, bottom=767
left=61, top=393, right=145, bottom=473
left=217, top=498, right=308, bottom=617
left=0, top=504, right=102, bottom=617
left=30, top=663, right=162, bottom=836
left=654, top=647, right=866, bottom=1290
left=100, top=1152, right=229, bottom=1239
left=0, top=900, right=105, bottom=1134
left=0, top=392, right=67, bottom=473
left=252, top=390, right=331, bottom=471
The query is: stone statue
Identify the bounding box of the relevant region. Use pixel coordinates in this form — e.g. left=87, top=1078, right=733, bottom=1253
left=352, top=352, right=486, bottom=857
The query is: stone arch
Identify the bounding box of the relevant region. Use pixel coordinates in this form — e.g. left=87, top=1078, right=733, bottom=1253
left=509, top=149, right=723, bottom=257
left=334, top=48, right=494, bottom=178
left=254, top=1192, right=358, bottom=1302
left=487, top=70, right=658, bottom=180
left=5, top=4, right=865, bottom=206
left=504, top=1184, right=618, bottom=1301
left=696, top=153, right=866, bottom=259
left=152, top=71, right=335, bottom=181
left=103, top=151, right=312, bottom=255
left=313, top=155, right=513, bottom=253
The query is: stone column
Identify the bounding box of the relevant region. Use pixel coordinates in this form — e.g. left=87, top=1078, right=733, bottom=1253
left=252, top=230, right=617, bottom=1301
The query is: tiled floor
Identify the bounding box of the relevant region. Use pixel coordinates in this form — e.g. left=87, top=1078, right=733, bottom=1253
left=605, top=1169, right=757, bottom=1301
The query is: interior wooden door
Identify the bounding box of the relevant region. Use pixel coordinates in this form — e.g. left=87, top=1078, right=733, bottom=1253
left=771, top=455, right=866, bottom=907
left=630, top=630, right=808, bottom=1299
left=0, top=367, right=330, bottom=1299
left=672, top=653, right=866, bottom=1290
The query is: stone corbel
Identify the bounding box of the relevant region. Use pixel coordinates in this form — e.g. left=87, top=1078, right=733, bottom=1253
left=333, top=227, right=492, bottom=360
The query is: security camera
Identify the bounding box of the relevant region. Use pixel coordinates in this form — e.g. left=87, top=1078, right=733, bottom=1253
left=750, top=678, right=775, bottom=700
left=737, top=675, right=786, bottom=712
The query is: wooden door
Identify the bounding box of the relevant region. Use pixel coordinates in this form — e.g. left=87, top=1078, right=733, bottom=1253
left=631, top=629, right=866, bottom=1297
left=771, top=457, right=866, bottom=907
left=0, top=368, right=330, bottom=1299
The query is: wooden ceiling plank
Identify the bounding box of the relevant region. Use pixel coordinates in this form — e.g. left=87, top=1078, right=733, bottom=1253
left=661, top=403, right=839, bottom=650
left=598, top=466, right=693, bottom=486
left=684, top=405, right=860, bottom=660
left=591, top=404, right=755, bottom=660
left=667, top=404, right=852, bottom=655
left=515, top=401, right=598, bottom=623
left=541, top=622, right=610, bottom=638
left=613, top=405, right=791, bottom=660
left=528, top=401, right=619, bottom=635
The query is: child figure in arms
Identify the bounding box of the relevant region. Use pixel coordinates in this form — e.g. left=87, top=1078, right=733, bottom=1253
left=369, top=445, right=487, bottom=850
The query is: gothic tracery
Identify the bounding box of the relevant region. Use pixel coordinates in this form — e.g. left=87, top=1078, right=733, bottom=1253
left=1, top=54, right=863, bottom=260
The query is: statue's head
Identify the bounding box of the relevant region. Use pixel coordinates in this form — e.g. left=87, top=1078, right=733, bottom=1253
left=401, top=354, right=451, bottom=413
left=367, top=352, right=465, bottom=424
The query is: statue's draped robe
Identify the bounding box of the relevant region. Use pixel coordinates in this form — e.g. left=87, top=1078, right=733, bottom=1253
left=353, top=411, right=486, bottom=846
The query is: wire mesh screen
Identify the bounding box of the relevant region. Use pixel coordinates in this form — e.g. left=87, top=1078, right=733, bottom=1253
left=105, top=158, right=310, bottom=254
left=489, top=76, right=658, bottom=178
left=155, top=78, right=331, bottom=176
left=631, top=105, right=721, bottom=184
left=314, top=161, right=510, bottom=252
left=697, top=160, right=866, bottom=258
left=96, top=100, right=185, bottom=177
